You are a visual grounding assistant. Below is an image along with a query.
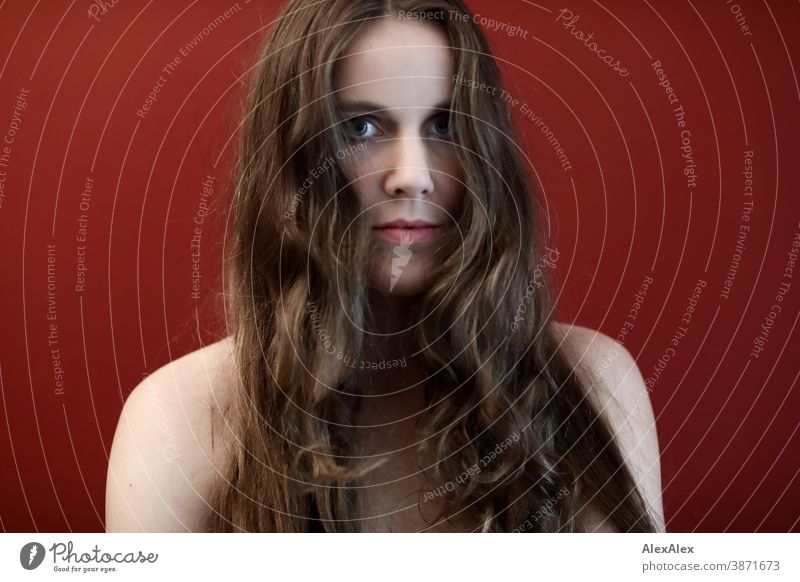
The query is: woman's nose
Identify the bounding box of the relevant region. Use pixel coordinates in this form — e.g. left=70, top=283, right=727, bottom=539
left=383, top=134, right=434, bottom=198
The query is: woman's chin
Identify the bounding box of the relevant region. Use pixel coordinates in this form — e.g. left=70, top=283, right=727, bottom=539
left=366, top=268, right=430, bottom=298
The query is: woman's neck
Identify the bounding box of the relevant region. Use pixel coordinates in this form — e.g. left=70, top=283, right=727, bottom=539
left=358, top=291, right=427, bottom=402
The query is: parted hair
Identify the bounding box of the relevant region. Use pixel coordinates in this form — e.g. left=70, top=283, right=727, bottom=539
left=207, top=0, right=658, bottom=532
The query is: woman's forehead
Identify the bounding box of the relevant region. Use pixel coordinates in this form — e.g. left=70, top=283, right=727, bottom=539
left=334, top=19, right=453, bottom=110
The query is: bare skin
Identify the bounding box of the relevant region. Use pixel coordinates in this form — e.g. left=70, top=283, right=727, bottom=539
left=105, top=337, right=236, bottom=532
left=105, top=322, right=665, bottom=532
left=105, top=18, right=665, bottom=533
left=332, top=18, right=471, bottom=530
left=334, top=19, right=465, bottom=299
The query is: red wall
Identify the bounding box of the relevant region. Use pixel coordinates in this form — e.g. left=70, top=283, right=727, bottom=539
left=0, top=0, right=797, bottom=532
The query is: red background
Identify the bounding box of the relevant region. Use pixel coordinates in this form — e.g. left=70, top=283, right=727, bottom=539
left=0, top=0, right=798, bottom=532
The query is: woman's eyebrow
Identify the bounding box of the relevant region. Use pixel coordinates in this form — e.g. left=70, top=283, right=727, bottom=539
left=338, top=99, right=452, bottom=114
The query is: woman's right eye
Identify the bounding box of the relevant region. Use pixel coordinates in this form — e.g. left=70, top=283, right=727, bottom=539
left=344, top=117, right=380, bottom=140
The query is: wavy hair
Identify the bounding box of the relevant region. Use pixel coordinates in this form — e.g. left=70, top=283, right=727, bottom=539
left=208, top=0, right=658, bottom=533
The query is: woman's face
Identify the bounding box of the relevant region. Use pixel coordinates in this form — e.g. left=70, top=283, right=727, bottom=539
left=333, top=18, right=465, bottom=297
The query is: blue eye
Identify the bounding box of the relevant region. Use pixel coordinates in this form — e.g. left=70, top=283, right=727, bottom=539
left=345, top=117, right=379, bottom=140
left=431, top=115, right=452, bottom=137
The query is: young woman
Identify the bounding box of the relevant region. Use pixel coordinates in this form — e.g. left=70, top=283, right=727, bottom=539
left=106, top=0, right=665, bottom=533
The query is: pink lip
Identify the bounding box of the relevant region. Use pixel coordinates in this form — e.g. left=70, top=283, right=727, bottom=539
left=375, top=225, right=442, bottom=243
left=375, top=219, right=438, bottom=229
left=373, top=219, right=443, bottom=244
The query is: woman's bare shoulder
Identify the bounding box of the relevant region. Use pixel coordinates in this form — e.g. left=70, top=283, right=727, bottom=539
left=147, top=335, right=237, bottom=413
left=549, top=321, right=666, bottom=531
left=550, top=321, right=638, bottom=393
left=550, top=321, right=615, bottom=360
left=105, top=336, right=237, bottom=532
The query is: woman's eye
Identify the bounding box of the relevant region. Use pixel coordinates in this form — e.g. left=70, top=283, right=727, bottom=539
left=431, top=115, right=452, bottom=137
left=345, top=117, right=379, bottom=139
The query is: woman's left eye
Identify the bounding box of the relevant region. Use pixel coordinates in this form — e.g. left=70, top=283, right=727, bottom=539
left=430, top=115, right=452, bottom=137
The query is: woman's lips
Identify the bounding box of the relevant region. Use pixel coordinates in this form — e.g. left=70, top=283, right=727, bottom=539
left=373, top=225, right=443, bottom=243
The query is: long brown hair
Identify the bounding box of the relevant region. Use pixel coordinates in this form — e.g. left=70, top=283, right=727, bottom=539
left=208, top=0, right=658, bottom=532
